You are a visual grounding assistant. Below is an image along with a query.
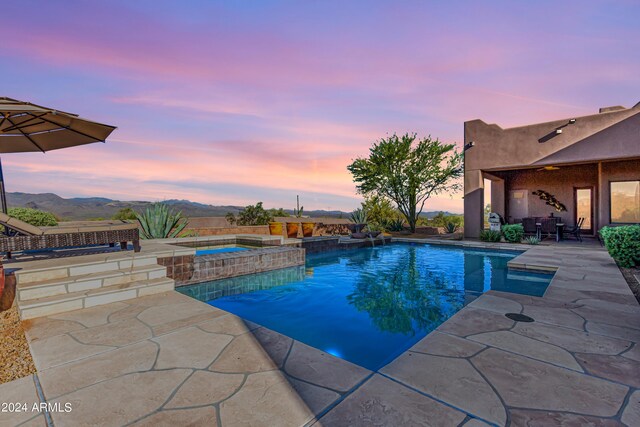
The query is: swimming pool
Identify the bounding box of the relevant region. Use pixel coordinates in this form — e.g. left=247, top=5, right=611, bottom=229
left=179, top=243, right=552, bottom=370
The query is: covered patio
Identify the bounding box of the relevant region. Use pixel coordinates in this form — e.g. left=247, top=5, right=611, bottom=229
left=483, top=159, right=640, bottom=240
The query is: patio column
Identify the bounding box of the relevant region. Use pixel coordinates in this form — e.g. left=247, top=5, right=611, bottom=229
left=464, top=170, right=484, bottom=238
left=484, top=172, right=505, bottom=217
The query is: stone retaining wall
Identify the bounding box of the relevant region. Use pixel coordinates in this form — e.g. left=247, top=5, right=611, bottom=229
left=184, top=222, right=351, bottom=238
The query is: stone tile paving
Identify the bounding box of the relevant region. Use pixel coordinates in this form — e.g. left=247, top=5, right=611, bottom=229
left=1, top=242, right=639, bottom=426
left=7, top=291, right=374, bottom=427
left=371, top=243, right=639, bottom=426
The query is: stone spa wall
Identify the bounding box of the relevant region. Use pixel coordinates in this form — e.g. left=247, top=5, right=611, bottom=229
left=159, top=246, right=305, bottom=286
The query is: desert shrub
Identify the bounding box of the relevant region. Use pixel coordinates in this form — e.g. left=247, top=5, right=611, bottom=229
left=178, top=229, right=199, bottom=238
left=479, top=230, right=501, bottom=242
left=600, top=225, right=640, bottom=268
left=226, top=202, right=273, bottom=226
left=426, top=212, right=464, bottom=228
left=524, top=236, right=540, bottom=245
left=501, top=224, right=524, bottom=243
left=8, top=207, right=58, bottom=227
left=112, top=208, right=137, bottom=221
left=366, top=222, right=381, bottom=233
left=361, top=195, right=401, bottom=226
left=269, top=208, right=289, bottom=218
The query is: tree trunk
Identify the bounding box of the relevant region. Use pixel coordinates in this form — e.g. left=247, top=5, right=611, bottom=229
left=408, top=194, right=417, bottom=233
left=408, top=217, right=417, bottom=233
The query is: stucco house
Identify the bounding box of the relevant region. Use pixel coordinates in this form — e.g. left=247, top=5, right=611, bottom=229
left=463, top=103, right=640, bottom=238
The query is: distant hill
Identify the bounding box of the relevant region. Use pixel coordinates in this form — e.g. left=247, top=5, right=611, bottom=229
left=421, top=211, right=462, bottom=218
left=5, top=192, right=353, bottom=221
left=6, top=192, right=461, bottom=221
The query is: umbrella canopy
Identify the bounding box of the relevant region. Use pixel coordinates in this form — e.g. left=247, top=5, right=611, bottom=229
left=0, top=97, right=116, bottom=212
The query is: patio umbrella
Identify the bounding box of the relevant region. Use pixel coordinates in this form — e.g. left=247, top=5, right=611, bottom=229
left=0, top=97, right=116, bottom=213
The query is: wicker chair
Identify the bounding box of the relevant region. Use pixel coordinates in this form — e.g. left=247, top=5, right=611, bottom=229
left=0, top=213, right=140, bottom=258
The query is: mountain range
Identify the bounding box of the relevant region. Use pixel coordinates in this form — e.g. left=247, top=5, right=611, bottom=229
left=6, top=192, right=460, bottom=221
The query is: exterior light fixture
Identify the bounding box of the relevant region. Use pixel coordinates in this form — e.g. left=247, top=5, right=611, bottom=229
left=555, top=129, right=563, bottom=134
left=569, top=118, right=576, bottom=124
left=464, top=141, right=475, bottom=150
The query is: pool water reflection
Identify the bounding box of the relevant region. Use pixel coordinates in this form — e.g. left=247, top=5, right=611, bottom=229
left=178, top=243, right=552, bottom=370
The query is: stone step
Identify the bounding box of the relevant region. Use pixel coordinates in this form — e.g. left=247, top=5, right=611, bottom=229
left=17, top=264, right=168, bottom=302
left=14, top=253, right=158, bottom=285
left=18, top=277, right=175, bottom=320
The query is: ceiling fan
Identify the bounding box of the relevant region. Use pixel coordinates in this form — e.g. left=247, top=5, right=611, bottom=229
left=537, top=165, right=560, bottom=171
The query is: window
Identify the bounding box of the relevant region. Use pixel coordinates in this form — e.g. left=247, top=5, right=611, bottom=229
left=610, top=181, right=640, bottom=223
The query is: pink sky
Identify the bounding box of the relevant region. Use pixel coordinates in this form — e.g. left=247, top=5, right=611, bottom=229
left=1, top=1, right=639, bottom=213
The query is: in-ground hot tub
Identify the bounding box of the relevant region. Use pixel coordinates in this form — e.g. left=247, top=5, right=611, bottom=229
left=195, top=244, right=257, bottom=255
left=154, top=234, right=304, bottom=285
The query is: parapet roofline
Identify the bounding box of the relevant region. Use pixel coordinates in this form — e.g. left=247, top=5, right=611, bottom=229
left=465, top=101, right=640, bottom=131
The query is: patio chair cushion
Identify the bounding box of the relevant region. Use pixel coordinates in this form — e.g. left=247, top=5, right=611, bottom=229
left=0, top=212, right=45, bottom=236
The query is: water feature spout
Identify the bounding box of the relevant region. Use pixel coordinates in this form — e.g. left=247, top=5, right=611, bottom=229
left=367, top=234, right=375, bottom=247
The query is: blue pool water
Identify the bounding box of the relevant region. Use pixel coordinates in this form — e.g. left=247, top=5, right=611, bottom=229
left=195, top=246, right=250, bottom=255
left=179, top=243, right=552, bottom=370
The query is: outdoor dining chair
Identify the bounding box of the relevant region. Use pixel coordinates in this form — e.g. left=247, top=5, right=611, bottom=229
left=563, top=217, right=585, bottom=242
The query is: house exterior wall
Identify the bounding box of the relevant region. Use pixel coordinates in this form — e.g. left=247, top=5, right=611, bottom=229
left=463, top=103, right=640, bottom=238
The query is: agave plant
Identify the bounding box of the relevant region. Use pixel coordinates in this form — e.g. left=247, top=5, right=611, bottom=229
left=136, top=203, right=188, bottom=239
left=445, top=222, right=459, bottom=233
left=383, top=218, right=405, bottom=232
left=350, top=208, right=368, bottom=224
left=524, top=236, right=540, bottom=245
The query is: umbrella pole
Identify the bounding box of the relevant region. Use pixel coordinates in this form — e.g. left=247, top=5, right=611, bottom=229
left=0, top=157, right=7, bottom=214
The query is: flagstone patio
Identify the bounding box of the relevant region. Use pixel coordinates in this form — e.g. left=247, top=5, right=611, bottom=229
left=1, top=242, right=639, bottom=426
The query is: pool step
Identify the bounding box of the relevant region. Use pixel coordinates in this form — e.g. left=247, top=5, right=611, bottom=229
left=17, top=264, right=169, bottom=302
left=14, top=251, right=174, bottom=320
left=18, top=277, right=175, bottom=320
left=14, top=252, right=159, bottom=285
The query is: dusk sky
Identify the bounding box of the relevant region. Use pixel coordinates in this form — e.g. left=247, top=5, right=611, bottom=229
left=2, top=1, right=638, bottom=213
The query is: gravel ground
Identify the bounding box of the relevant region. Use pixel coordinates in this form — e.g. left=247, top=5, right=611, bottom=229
left=620, top=266, right=640, bottom=304
left=0, top=304, right=36, bottom=384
